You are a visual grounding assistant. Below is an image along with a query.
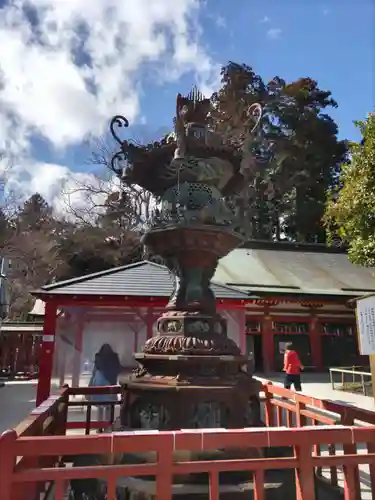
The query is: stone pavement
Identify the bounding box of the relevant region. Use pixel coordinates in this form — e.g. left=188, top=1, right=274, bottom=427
left=2, top=373, right=375, bottom=433
left=0, top=380, right=37, bottom=433
left=255, top=372, right=375, bottom=412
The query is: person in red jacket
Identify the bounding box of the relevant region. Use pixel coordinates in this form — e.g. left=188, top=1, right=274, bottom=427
left=283, top=342, right=304, bottom=391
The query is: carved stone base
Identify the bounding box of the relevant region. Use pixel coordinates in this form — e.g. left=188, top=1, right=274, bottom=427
left=144, top=311, right=240, bottom=356
left=120, top=372, right=262, bottom=430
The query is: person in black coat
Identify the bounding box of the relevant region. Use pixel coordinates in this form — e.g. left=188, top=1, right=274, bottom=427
left=89, top=344, right=123, bottom=427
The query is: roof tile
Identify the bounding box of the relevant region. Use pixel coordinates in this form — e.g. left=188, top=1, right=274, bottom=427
left=40, top=261, right=250, bottom=300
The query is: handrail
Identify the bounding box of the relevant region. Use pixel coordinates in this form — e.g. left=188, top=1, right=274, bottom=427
left=263, top=381, right=375, bottom=424
left=328, top=366, right=372, bottom=396
left=14, top=389, right=68, bottom=437
left=329, top=367, right=371, bottom=376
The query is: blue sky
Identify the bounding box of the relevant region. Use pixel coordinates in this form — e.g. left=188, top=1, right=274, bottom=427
left=0, top=0, right=373, bottom=207
left=145, top=0, right=373, bottom=141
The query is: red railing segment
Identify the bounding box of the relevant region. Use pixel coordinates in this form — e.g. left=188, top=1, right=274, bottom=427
left=2, top=426, right=375, bottom=500
left=1, top=382, right=374, bottom=499
left=11, top=425, right=371, bottom=455
left=264, top=382, right=375, bottom=425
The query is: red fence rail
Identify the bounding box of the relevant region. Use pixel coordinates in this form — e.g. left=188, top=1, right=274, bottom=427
left=264, top=382, right=375, bottom=427
left=0, top=382, right=374, bottom=499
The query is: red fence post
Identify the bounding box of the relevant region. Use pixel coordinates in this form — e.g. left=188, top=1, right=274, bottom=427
left=156, top=434, right=174, bottom=499
left=340, top=413, right=361, bottom=500
left=296, top=400, right=306, bottom=427
left=57, top=389, right=69, bottom=435
left=294, top=443, right=316, bottom=500
left=0, top=430, right=17, bottom=500
left=263, top=383, right=275, bottom=427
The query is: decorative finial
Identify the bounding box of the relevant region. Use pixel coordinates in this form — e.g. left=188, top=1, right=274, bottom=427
left=187, top=86, right=205, bottom=107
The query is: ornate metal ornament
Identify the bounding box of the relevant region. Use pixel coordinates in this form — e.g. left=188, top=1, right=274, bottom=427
left=109, top=86, right=263, bottom=443
left=109, top=115, right=129, bottom=146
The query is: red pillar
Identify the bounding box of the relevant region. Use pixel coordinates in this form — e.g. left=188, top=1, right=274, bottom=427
left=36, top=300, right=57, bottom=406
left=309, top=315, right=323, bottom=371
left=262, top=311, right=274, bottom=373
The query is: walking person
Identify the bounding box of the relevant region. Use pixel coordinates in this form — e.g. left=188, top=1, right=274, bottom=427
left=88, top=344, right=122, bottom=431
left=283, top=342, right=304, bottom=392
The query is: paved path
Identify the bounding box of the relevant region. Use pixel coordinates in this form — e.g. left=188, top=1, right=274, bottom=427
left=255, top=372, right=375, bottom=411
left=0, top=380, right=37, bottom=433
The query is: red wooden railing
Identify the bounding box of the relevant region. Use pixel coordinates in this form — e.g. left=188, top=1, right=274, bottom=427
left=0, top=382, right=374, bottom=499
left=0, top=331, right=42, bottom=378
left=264, top=382, right=375, bottom=427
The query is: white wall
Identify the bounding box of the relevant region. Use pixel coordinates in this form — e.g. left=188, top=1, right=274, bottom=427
left=80, top=320, right=145, bottom=368
left=52, top=317, right=150, bottom=389
left=222, top=309, right=245, bottom=353
left=51, top=308, right=245, bottom=390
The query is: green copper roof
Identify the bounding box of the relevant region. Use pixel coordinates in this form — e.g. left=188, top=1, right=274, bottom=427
left=215, top=247, right=375, bottom=297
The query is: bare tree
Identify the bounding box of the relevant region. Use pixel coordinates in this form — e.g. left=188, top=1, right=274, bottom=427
left=5, top=230, right=66, bottom=318
left=9, top=193, right=69, bottom=317
left=62, top=138, right=154, bottom=231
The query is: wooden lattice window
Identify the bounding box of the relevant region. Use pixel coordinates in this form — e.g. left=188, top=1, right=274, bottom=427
left=322, top=323, right=354, bottom=336
left=272, top=321, right=309, bottom=334
left=246, top=320, right=261, bottom=333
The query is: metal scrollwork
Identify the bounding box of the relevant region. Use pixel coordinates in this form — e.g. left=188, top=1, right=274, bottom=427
left=247, top=103, right=263, bottom=133
left=109, top=115, right=129, bottom=146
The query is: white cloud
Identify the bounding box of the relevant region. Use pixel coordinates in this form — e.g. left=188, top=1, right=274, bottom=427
left=322, top=8, right=330, bottom=16
left=266, top=28, right=282, bottom=40
left=214, top=15, right=226, bottom=29
left=259, top=16, right=270, bottom=23
left=0, top=0, right=219, bottom=210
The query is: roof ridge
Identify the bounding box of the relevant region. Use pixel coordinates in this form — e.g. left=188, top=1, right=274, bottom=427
left=210, top=279, right=250, bottom=297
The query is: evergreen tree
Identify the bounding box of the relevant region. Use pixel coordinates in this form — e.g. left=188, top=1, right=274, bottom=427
left=17, top=193, right=53, bottom=231
left=324, top=111, right=375, bottom=265
left=210, top=63, right=348, bottom=242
